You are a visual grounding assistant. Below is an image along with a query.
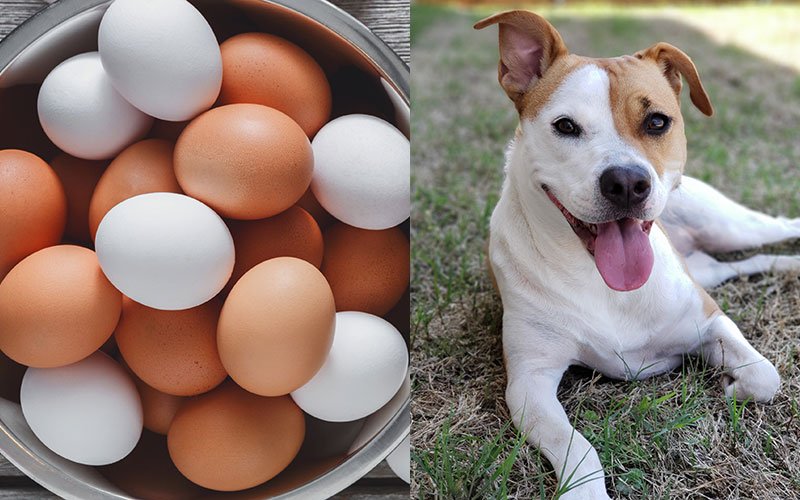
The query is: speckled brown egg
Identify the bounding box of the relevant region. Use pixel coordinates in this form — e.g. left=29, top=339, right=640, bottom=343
left=50, top=153, right=108, bottom=245
left=322, top=223, right=409, bottom=316
left=115, top=297, right=227, bottom=396
left=167, top=381, right=305, bottom=491
left=218, top=257, right=335, bottom=397
left=0, top=149, right=66, bottom=280
left=218, top=33, right=331, bottom=137
left=0, top=245, right=121, bottom=368
left=174, top=104, right=313, bottom=220
left=132, top=375, right=184, bottom=435
left=224, top=206, right=323, bottom=294
left=88, top=138, right=181, bottom=240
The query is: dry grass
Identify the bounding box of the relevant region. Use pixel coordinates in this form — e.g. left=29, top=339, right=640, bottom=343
left=411, top=4, right=800, bottom=499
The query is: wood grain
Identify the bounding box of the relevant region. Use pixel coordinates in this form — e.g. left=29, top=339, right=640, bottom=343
left=0, top=0, right=409, bottom=498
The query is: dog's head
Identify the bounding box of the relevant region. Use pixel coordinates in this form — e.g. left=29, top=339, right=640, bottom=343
left=476, top=11, right=713, bottom=292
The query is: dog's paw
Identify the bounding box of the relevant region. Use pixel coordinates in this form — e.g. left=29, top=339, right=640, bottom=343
left=722, top=357, right=780, bottom=403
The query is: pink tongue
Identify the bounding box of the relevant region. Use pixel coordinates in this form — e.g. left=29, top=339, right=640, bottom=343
left=594, top=218, right=654, bottom=291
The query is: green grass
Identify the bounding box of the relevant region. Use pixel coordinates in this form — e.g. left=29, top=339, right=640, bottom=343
left=412, top=3, right=800, bottom=499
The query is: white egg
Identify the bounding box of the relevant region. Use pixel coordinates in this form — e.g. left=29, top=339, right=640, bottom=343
left=291, top=311, right=408, bottom=422
left=37, top=52, right=152, bottom=160
left=20, top=352, right=143, bottom=466
left=95, top=193, right=234, bottom=311
left=98, top=0, right=222, bottom=121
left=386, top=434, right=410, bottom=484
left=311, top=114, right=410, bottom=230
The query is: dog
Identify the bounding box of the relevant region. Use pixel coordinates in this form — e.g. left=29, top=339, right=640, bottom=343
left=476, top=10, right=800, bottom=499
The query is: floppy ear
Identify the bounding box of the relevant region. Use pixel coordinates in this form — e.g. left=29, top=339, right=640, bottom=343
left=635, top=42, right=714, bottom=116
left=474, top=11, right=568, bottom=107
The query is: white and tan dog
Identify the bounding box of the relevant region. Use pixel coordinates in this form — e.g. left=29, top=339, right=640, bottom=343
left=476, top=11, right=800, bottom=499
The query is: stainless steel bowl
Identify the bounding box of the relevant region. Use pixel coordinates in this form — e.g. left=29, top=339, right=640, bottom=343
left=0, top=1, right=410, bottom=498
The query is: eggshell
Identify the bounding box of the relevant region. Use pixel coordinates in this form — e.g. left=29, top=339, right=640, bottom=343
left=322, top=224, right=409, bottom=316
left=95, top=193, right=234, bottom=311
left=0, top=150, right=66, bottom=280
left=49, top=153, right=107, bottom=244
left=218, top=33, right=331, bottom=137
left=311, top=114, right=410, bottom=230
left=291, top=312, right=408, bottom=422
left=218, top=257, right=335, bottom=396
left=116, top=297, right=227, bottom=396
left=98, top=0, right=222, bottom=121
left=174, top=104, right=312, bottom=220
left=132, top=376, right=184, bottom=435
left=88, top=138, right=181, bottom=240
left=386, top=435, right=410, bottom=483
left=37, top=52, right=153, bottom=160
left=167, top=381, right=305, bottom=491
left=0, top=85, right=58, bottom=160
left=20, top=352, right=143, bottom=466
left=225, top=206, right=323, bottom=293
left=0, top=245, right=121, bottom=368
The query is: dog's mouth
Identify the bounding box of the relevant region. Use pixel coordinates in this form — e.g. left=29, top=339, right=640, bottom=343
left=542, top=185, right=654, bottom=292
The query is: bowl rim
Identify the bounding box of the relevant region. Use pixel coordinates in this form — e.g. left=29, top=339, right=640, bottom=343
left=0, top=0, right=410, bottom=498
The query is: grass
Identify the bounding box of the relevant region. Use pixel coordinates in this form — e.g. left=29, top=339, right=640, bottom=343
left=411, top=3, right=800, bottom=499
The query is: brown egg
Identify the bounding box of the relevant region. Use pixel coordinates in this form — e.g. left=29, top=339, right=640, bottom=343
left=167, top=381, right=305, bottom=491
left=218, top=33, right=332, bottom=137
left=133, top=376, right=184, bottom=435
left=322, top=224, right=410, bottom=316
left=88, top=139, right=181, bottom=240
left=174, top=104, right=313, bottom=220
left=218, top=257, right=335, bottom=396
left=0, top=245, right=121, bottom=368
left=296, top=187, right=335, bottom=230
left=0, top=149, right=67, bottom=280
left=49, top=153, right=108, bottom=244
left=0, top=86, right=59, bottom=160
left=116, top=297, right=227, bottom=396
left=385, top=287, right=410, bottom=339
left=225, top=206, right=323, bottom=294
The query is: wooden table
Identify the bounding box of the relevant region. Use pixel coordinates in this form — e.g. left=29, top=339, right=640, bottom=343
left=0, top=0, right=409, bottom=498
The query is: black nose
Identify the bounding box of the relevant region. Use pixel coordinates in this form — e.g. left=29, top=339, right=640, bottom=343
left=599, top=165, right=652, bottom=210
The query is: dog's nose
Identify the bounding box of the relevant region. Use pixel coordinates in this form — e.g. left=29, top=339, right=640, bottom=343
left=599, top=165, right=651, bottom=209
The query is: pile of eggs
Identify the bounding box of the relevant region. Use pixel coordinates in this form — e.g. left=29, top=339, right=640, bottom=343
left=0, top=0, right=410, bottom=493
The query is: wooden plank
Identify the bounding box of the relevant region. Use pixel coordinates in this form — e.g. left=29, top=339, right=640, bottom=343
left=0, top=0, right=408, bottom=497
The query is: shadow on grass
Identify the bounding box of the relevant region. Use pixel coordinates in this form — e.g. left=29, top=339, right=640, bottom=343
left=411, top=4, right=800, bottom=500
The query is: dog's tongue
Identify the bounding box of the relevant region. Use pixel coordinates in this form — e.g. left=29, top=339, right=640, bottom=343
left=594, top=218, right=654, bottom=291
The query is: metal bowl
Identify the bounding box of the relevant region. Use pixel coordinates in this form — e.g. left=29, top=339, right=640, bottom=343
left=0, top=1, right=410, bottom=498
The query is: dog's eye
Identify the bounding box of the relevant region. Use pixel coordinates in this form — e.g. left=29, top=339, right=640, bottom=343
left=644, top=113, right=671, bottom=135
left=553, top=117, right=581, bottom=137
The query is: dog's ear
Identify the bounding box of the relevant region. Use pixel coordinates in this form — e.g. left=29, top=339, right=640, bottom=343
left=474, top=11, right=568, bottom=106
left=635, top=42, right=714, bottom=116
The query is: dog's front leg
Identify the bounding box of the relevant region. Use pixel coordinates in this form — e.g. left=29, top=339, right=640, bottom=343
left=697, top=314, right=780, bottom=402
left=505, top=331, right=611, bottom=499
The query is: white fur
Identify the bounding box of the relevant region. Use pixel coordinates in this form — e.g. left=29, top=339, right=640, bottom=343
left=491, top=64, right=790, bottom=499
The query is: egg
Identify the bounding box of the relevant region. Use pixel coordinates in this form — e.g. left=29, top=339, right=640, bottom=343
left=37, top=52, right=153, bottom=160
left=49, top=153, right=107, bottom=244
left=291, top=312, right=408, bottom=422
left=0, top=149, right=66, bottom=280
left=174, top=104, right=313, bottom=220
left=0, top=245, right=121, bottom=368
left=386, top=435, right=410, bottom=483
left=322, top=224, right=409, bottom=316
left=20, top=351, right=143, bottom=466
left=132, top=376, right=184, bottom=435
left=95, top=193, right=234, bottom=311
left=218, top=33, right=332, bottom=137
left=88, top=138, right=181, bottom=240
left=225, top=206, right=323, bottom=293
left=167, top=381, right=305, bottom=491
left=218, top=257, right=335, bottom=396
left=311, top=114, right=410, bottom=230
left=98, top=0, right=222, bottom=121
left=116, top=297, right=227, bottom=396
